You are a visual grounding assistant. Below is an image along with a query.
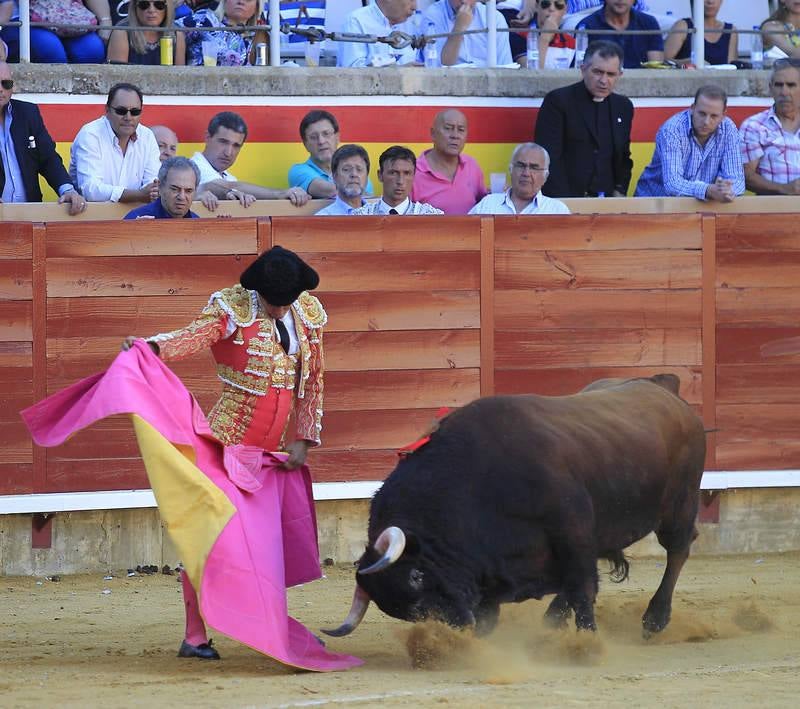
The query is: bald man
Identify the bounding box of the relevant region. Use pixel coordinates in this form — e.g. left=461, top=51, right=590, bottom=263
left=411, top=108, right=488, bottom=214
left=151, top=125, right=178, bottom=162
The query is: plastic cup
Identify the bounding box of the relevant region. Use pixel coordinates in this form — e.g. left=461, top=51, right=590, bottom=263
left=202, top=39, right=218, bottom=67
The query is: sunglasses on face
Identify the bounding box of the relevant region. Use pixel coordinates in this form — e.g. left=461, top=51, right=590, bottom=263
left=539, top=0, right=566, bottom=8
left=137, top=0, right=167, bottom=10
left=0, top=79, right=13, bottom=90
left=109, top=105, right=143, bottom=116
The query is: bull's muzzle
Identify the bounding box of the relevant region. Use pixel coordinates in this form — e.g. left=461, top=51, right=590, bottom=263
left=321, top=586, right=371, bottom=637
left=358, top=526, right=407, bottom=575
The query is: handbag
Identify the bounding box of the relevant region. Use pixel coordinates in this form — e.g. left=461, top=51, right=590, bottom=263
left=30, top=0, right=98, bottom=38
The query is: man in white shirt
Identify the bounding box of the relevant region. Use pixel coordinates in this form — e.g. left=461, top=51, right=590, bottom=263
left=315, top=144, right=371, bottom=216
left=69, top=82, right=160, bottom=203
left=469, top=142, right=570, bottom=214
left=191, top=111, right=309, bottom=210
left=337, top=0, right=419, bottom=68
left=423, top=0, right=512, bottom=67
left=352, top=145, right=443, bottom=216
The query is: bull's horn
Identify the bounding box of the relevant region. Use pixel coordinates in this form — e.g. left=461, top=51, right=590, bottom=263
left=321, top=586, right=371, bottom=637
left=358, top=526, right=407, bottom=575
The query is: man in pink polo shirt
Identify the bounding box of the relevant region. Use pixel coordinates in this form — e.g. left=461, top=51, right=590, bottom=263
left=411, top=108, right=488, bottom=214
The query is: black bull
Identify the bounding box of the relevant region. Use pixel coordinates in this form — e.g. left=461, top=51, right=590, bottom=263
left=325, top=374, right=706, bottom=638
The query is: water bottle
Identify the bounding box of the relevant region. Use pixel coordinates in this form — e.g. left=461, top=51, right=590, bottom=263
left=575, top=30, right=588, bottom=66
left=751, top=26, right=764, bottom=70
left=527, top=27, right=539, bottom=69
left=424, top=23, right=439, bottom=68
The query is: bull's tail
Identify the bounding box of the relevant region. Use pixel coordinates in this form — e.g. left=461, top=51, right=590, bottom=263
left=604, top=550, right=630, bottom=583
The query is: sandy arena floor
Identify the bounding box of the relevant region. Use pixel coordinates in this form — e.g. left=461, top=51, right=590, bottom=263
left=2, top=552, right=799, bottom=708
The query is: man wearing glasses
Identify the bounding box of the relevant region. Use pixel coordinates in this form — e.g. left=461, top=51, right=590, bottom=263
left=469, top=142, right=570, bottom=214
left=740, top=58, right=800, bottom=196
left=0, top=62, right=86, bottom=215
left=69, top=82, right=160, bottom=203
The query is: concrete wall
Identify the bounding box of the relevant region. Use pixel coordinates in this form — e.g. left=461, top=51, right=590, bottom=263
left=2, top=491, right=799, bottom=576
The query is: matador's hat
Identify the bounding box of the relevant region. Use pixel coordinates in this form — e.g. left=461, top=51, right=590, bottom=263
left=240, top=245, right=320, bottom=306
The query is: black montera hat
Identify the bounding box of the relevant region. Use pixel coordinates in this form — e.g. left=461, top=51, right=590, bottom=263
left=240, top=246, right=319, bottom=306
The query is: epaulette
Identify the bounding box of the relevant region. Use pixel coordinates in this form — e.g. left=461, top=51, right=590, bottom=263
left=295, top=292, right=327, bottom=329
left=209, top=285, right=258, bottom=328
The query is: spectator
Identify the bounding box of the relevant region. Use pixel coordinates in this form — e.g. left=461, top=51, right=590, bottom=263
left=178, top=0, right=266, bottom=66
left=635, top=85, right=744, bottom=202
left=664, top=0, right=737, bottom=66
left=578, top=0, right=663, bottom=69
left=761, top=1, right=800, bottom=58
left=107, top=0, right=186, bottom=65
left=566, top=0, right=649, bottom=11
left=191, top=111, right=309, bottom=210
left=740, top=58, right=800, bottom=195
left=338, top=0, right=418, bottom=67
left=352, top=145, right=443, bottom=215
left=288, top=109, right=373, bottom=199
left=528, top=0, right=575, bottom=69
left=535, top=40, right=633, bottom=197
left=315, top=144, right=371, bottom=215
left=69, top=82, right=160, bottom=203
left=422, top=0, right=512, bottom=67
left=151, top=125, right=178, bottom=162
left=0, top=62, right=86, bottom=214
left=469, top=143, right=570, bottom=214
left=0, top=0, right=108, bottom=63
left=411, top=108, right=487, bottom=214
left=124, top=156, right=200, bottom=219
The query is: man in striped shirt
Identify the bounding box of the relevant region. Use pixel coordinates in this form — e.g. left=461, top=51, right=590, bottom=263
left=635, top=85, right=744, bottom=202
left=740, top=59, right=800, bottom=195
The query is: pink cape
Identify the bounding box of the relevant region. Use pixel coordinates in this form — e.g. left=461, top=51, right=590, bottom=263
left=21, top=340, right=362, bottom=672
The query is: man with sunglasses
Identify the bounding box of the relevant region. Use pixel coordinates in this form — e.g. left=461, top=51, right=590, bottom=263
left=468, top=142, right=569, bottom=214
left=69, top=82, right=160, bottom=203
left=0, top=62, right=86, bottom=215
left=740, top=59, right=800, bottom=196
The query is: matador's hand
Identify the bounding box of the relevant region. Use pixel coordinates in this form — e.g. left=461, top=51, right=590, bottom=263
left=283, top=440, right=311, bottom=469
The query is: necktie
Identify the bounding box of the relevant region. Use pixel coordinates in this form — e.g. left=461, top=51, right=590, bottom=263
left=275, top=318, right=290, bottom=353
left=388, top=208, right=399, bottom=215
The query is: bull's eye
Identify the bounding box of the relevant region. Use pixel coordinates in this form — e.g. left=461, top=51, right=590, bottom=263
left=409, top=568, right=424, bottom=590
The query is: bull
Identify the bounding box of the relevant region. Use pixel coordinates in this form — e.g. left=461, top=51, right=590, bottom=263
left=324, top=374, right=706, bottom=638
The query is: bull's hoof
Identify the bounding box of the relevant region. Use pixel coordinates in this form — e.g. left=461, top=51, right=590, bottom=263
left=641, top=613, right=670, bottom=638
left=543, top=608, right=572, bottom=630
left=474, top=604, right=500, bottom=637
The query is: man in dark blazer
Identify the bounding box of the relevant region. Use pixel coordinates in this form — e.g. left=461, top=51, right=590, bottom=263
left=535, top=40, right=634, bottom=198
left=0, top=62, right=86, bottom=215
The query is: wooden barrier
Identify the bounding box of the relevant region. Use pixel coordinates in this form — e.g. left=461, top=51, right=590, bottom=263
left=0, top=213, right=798, bottom=497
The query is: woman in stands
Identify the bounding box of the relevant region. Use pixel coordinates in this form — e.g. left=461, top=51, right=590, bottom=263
left=177, top=0, right=266, bottom=66
left=107, top=0, right=186, bottom=64
left=664, top=0, right=738, bottom=66
left=0, top=0, right=107, bottom=63
left=761, top=0, right=800, bottom=58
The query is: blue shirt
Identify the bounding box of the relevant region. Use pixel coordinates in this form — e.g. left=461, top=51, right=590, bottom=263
left=288, top=157, right=374, bottom=195
left=635, top=109, right=745, bottom=200
left=422, top=0, right=512, bottom=67
left=578, top=8, right=663, bottom=69
left=337, top=3, right=419, bottom=67
left=314, top=195, right=366, bottom=216
left=0, top=103, right=27, bottom=202
left=123, top=199, right=200, bottom=219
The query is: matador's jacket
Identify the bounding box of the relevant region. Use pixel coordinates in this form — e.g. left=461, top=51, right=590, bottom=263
left=149, top=284, right=326, bottom=449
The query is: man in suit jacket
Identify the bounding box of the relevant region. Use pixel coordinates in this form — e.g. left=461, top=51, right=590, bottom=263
left=534, top=40, right=634, bottom=198
left=0, top=62, right=85, bottom=214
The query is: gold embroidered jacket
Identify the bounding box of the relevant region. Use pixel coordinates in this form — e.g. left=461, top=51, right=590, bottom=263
left=149, top=285, right=326, bottom=446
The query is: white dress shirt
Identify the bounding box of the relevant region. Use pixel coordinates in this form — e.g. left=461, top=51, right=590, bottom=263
left=314, top=196, right=366, bottom=215
left=191, top=151, right=237, bottom=186
left=352, top=197, right=443, bottom=215
left=468, top=190, right=571, bottom=215
left=337, top=3, right=419, bottom=67
left=69, top=117, right=160, bottom=202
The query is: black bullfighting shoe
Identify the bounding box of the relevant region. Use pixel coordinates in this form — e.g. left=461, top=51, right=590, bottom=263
left=177, top=638, right=221, bottom=660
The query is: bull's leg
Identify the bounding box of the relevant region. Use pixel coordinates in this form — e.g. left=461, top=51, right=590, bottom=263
left=642, top=523, right=699, bottom=636
left=543, top=593, right=572, bottom=629
left=474, top=600, right=500, bottom=637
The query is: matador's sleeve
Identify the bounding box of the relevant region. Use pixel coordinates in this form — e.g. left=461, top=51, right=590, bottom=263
left=147, top=299, right=231, bottom=362
left=294, top=292, right=326, bottom=446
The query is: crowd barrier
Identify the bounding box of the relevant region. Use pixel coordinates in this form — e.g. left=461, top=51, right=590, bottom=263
left=1, top=212, right=798, bottom=514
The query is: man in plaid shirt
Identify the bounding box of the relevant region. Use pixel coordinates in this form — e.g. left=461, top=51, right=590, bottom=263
left=635, top=85, right=744, bottom=202
left=740, top=59, right=800, bottom=195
